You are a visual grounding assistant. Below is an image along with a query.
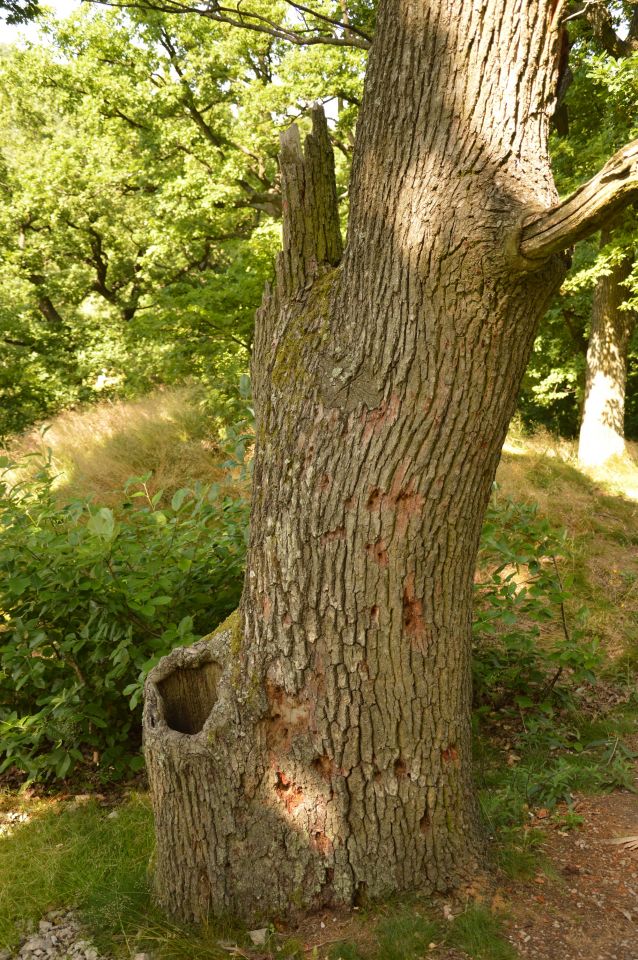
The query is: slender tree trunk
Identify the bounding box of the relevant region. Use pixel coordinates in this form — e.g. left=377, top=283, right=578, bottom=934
left=143, top=0, right=581, bottom=923
left=578, top=227, right=636, bottom=467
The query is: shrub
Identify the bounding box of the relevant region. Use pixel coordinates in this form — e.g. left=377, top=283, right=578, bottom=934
left=0, top=453, right=249, bottom=782
left=473, top=491, right=599, bottom=712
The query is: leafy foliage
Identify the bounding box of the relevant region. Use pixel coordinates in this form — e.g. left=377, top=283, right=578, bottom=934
left=0, top=452, right=248, bottom=781
left=474, top=492, right=598, bottom=712
left=521, top=24, right=638, bottom=436
left=473, top=487, right=636, bottom=829
left=0, top=4, right=365, bottom=436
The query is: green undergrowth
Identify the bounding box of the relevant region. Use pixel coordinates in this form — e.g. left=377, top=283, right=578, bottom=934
left=472, top=482, right=638, bottom=881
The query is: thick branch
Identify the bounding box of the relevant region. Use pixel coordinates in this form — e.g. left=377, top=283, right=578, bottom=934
left=520, top=139, right=638, bottom=262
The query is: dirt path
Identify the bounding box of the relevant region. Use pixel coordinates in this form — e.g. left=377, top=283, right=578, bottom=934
left=504, top=786, right=638, bottom=959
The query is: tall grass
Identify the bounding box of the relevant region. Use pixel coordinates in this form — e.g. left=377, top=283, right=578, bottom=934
left=6, top=386, right=228, bottom=505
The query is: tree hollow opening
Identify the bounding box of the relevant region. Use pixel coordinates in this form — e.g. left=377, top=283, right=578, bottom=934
left=158, top=661, right=221, bottom=735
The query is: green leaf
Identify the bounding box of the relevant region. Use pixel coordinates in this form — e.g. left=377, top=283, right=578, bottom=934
left=171, top=488, right=190, bottom=511
left=87, top=507, right=115, bottom=541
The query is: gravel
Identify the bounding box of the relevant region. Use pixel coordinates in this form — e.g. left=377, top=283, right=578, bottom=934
left=5, top=911, right=108, bottom=960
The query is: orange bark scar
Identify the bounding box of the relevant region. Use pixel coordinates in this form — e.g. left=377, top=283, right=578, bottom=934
left=261, top=594, right=272, bottom=621
left=394, top=758, right=408, bottom=778
left=321, top=526, right=346, bottom=544
left=274, top=770, right=305, bottom=815
left=441, top=745, right=459, bottom=764
left=402, top=573, right=429, bottom=651
left=360, top=392, right=400, bottom=442
left=312, top=753, right=334, bottom=780
left=366, top=539, right=389, bottom=566
left=365, top=462, right=424, bottom=534
left=312, top=830, right=333, bottom=855
left=265, top=683, right=310, bottom=752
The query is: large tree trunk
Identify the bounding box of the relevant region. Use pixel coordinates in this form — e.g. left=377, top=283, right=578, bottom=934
left=578, top=227, right=636, bottom=467
left=144, top=0, right=577, bottom=924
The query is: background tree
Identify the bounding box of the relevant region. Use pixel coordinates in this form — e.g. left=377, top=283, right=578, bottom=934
left=0, top=5, right=364, bottom=434
left=521, top=2, right=638, bottom=454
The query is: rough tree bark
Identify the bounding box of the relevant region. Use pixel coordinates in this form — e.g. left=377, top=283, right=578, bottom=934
left=578, top=226, right=636, bottom=467
left=144, top=0, right=638, bottom=924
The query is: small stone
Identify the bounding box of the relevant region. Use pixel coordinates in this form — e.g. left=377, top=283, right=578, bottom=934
left=133, top=954, right=151, bottom=960
left=23, top=938, right=47, bottom=953
left=248, top=929, right=268, bottom=946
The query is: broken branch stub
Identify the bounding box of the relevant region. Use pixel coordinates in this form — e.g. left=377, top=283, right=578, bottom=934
left=278, top=104, right=343, bottom=298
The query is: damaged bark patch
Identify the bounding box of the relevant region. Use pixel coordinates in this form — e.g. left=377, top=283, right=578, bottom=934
left=157, top=660, right=221, bottom=735
left=265, top=683, right=311, bottom=751
left=360, top=393, right=401, bottom=442
left=312, top=830, right=333, bottom=855
left=394, top=758, right=408, bottom=778
left=441, top=745, right=459, bottom=764
left=312, top=753, right=335, bottom=780
left=321, top=526, right=346, bottom=544
left=366, top=539, right=389, bottom=566
left=365, top=463, right=425, bottom=534
left=274, top=770, right=305, bottom=815
left=402, top=574, right=429, bottom=650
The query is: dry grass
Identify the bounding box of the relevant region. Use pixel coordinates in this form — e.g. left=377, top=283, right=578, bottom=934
left=496, top=422, right=638, bottom=663
left=5, top=387, right=227, bottom=505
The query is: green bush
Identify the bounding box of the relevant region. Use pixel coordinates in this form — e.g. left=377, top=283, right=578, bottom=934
left=0, top=453, right=249, bottom=782
left=473, top=492, right=599, bottom=712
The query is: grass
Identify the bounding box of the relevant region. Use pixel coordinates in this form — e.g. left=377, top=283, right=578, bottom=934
left=448, top=906, right=517, bottom=960
left=5, top=386, right=227, bottom=506
left=1, top=793, right=520, bottom=960
left=497, top=424, right=638, bottom=664
left=0, top=794, right=244, bottom=958
left=0, top=794, right=153, bottom=951
left=375, top=906, right=441, bottom=959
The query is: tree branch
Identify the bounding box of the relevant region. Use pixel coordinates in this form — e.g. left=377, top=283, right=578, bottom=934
left=90, top=0, right=371, bottom=49
left=520, top=139, right=638, bottom=263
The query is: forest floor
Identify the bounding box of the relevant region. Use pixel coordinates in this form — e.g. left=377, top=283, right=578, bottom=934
left=2, top=401, right=638, bottom=960
left=2, top=767, right=637, bottom=960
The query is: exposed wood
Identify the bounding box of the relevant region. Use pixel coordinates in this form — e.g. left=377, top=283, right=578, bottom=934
left=520, top=139, right=638, bottom=263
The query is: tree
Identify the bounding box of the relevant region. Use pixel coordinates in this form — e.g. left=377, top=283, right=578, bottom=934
left=578, top=222, right=636, bottom=464
left=573, top=21, right=638, bottom=464
left=0, top=5, right=366, bottom=434
left=142, top=0, right=638, bottom=922
left=0, top=0, right=39, bottom=24
left=521, top=2, right=638, bottom=451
